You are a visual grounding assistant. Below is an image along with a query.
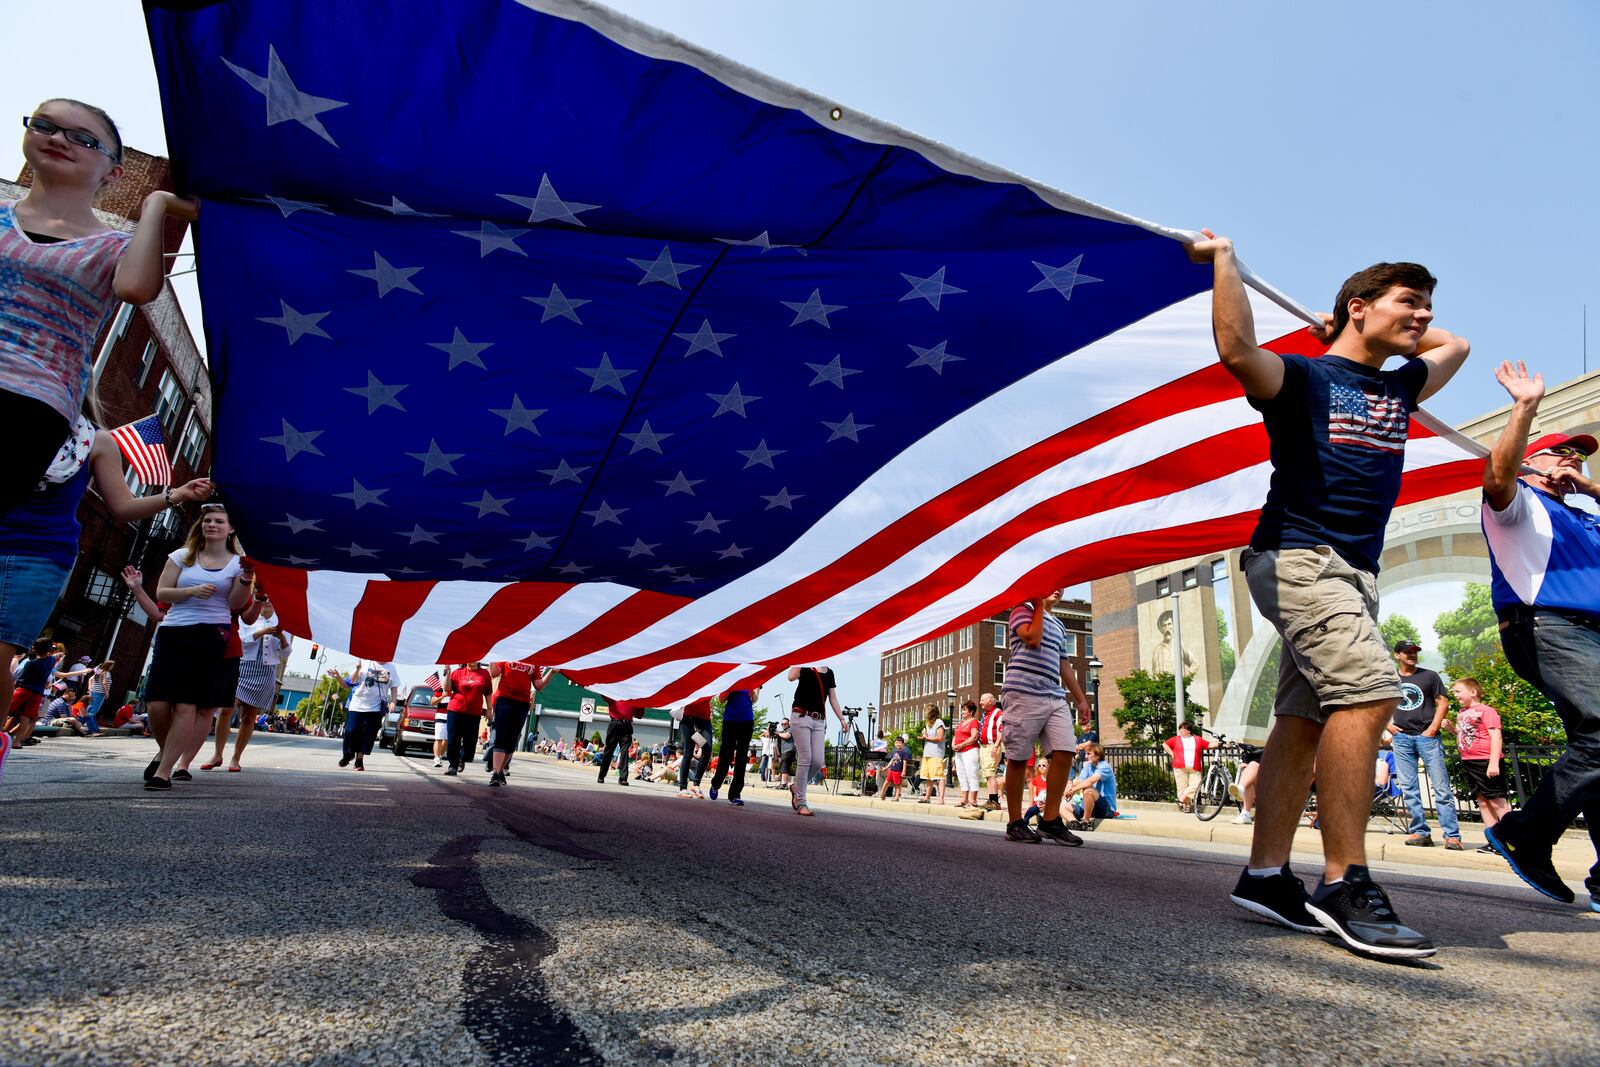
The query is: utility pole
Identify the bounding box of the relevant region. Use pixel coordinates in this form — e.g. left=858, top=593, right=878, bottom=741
left=1170, top=592, right=1186, bottom=735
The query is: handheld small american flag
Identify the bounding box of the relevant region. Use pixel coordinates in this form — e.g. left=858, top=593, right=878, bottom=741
left=110, top=416, right=173, bottom=487
left=423, top=671, right=443, bottom=696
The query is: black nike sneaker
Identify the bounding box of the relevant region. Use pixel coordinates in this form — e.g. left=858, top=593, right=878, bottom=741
left=1230, top=864, right=1326, bottom=934
left=1306, top=865, right=1436, bottom=959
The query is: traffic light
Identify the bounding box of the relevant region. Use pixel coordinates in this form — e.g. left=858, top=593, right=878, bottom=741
left=310, top=643, right=320, bottom=659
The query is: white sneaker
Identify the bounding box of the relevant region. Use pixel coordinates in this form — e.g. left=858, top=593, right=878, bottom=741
left=1227, top=783, right=1244, bottom=803
left=1231, top=811, right=1253, bottom=825
left=433, top=758, right=444, bottom=768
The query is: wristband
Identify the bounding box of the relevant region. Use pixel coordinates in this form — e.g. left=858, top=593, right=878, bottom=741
left=163, top=487, right=174, bottom=507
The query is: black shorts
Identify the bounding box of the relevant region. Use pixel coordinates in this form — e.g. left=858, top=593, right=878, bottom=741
left=491, top=696, right=530, bottom=754
left=144, top=624, right=228, bottom=705
left=780, top=750, right=796, bottom=775
left=207, top=657, right=241, bottom=711
left=1460, top=759, right=1510, bottom=800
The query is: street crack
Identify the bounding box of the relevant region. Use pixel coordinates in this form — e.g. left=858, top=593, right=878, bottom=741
left=412, top=834, right=604, bottom=1066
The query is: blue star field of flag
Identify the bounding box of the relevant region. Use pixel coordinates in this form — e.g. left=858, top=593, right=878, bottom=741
left=147, top=0, right=1213, bottom=592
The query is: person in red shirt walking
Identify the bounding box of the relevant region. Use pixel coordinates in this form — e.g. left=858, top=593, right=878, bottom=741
left=597, top=696, right=646, bottom=787
left=486, top=660, right=549, bottom=787
left=1164, top=722, right=1211, bottom=813
left=442, top=662, right=493, bottom=775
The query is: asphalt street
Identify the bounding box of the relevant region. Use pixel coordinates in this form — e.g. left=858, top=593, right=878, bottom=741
left=4, top=734, right=1598, bottom=1066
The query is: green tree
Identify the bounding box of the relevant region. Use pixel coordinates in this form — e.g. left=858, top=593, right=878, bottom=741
left=1379, top=613, right=1421, bottom=651
left=295, top=673, right=349, bottom=732
left=1246, top=643, right=1282, bottom=728
left=1113, top=669, right=1209, bottom=745
left=1216, top=607, right=1237, bottom=690
left=1433, top=583, right=1499, bottom=674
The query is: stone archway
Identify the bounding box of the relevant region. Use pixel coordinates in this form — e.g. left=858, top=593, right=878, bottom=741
left=1211, top=496, right=1491, bottom=741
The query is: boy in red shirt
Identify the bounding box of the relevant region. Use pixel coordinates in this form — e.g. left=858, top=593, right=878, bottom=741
left=1447, top=678, right=1510, bottom=838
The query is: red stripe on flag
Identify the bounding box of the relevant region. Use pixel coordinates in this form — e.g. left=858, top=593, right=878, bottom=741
left=683, top=512, right=1271, bottom=709
left=528, top=589, right=689, bottom=667
left=253, top=562, right=310, bottom=638
left=570, top=361, right=1254, bottom=681
left=348, top=580, right=439, bottom=662
left=438, top=582, right=574, bottom=664
left=567, top=659, right=734, bottom=708
left=753, top=424, right=1272, bottom=671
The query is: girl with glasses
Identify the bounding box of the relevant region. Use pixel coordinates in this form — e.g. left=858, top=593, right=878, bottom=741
left=3, top=99, right=197, bottom=517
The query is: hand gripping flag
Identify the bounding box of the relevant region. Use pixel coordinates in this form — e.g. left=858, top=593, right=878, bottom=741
left=145, top=0, right=1485, bottom=705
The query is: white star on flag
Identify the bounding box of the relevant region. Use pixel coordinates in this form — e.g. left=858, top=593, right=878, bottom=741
left=781, top=288, right=845, bottom=328
left=628, top=245, right=702, bottom=288
left=526, top=283, right=590, bottom=324
left=222, top=45, right=348, bottom=146
left=499, top=173, right=601, bottom=226
left=258, top=301, right=330, bottom=345
left=1029, top=255, right=1102, bottom=300
left=348, top=252, right=423, bottom=298
left=900, top=266, right=965, bottom=310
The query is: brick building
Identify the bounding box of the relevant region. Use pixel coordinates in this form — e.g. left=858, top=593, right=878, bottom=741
left=5, top=147, right=211, bottom=704
left=877, top=598, right=1095, bottom=739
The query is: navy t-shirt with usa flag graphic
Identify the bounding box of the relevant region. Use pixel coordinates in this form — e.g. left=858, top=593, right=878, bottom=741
left=1248, top=353, right=1428, bottom=574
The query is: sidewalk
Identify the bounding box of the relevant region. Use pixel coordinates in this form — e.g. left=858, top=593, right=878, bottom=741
left=532, top=755, right=1597, bottom=881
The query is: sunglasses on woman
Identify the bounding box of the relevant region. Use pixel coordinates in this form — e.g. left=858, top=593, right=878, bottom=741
left=23, top=116, right=119, bottom=160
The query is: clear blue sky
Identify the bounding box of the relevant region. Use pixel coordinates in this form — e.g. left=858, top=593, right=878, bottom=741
left=7, top=0, right=1596, bottom=704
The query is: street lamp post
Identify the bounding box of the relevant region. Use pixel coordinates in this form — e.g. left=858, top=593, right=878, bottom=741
left=1087, top=656, right=1103, bottom=738
left=946, top=690, right=956, bottom=787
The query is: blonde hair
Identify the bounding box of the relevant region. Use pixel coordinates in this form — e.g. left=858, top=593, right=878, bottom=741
left=924, top=703, right=941, bottom=723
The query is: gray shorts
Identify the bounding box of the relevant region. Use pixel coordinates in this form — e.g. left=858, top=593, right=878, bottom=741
left=998, top=690, right=1076, bottom=762
left=1242, top=545, right=1401, bottom=722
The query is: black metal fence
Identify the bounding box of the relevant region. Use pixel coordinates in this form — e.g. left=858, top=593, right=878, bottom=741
left=1101, top=741, right=1570, bottom=823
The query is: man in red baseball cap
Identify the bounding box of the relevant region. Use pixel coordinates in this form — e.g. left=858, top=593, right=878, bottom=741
left=1479, top=359, right=1599, bottom=912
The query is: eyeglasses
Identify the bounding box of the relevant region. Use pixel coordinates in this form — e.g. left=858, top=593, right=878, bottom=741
left=22, top=116, right=119, bottom=160
left=1539, top=446, right=1590, bottom=460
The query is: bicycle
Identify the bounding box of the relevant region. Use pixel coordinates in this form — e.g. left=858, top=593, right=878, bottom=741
left=1194, top=729, right=1239, bottom=823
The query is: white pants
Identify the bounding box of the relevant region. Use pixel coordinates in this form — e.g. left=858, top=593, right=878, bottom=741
left=790, top=714, right=827, bottom=806
left=954, top=747, right=981, bottom=792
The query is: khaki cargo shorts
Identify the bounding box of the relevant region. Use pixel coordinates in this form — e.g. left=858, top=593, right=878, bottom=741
left=978, top=741, right=1002, bottom=781
left=1241, top=545, right=1400, bottom=722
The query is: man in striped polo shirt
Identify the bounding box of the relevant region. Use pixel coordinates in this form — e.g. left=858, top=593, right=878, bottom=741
left=1001, top=590, right=1092, bottom=846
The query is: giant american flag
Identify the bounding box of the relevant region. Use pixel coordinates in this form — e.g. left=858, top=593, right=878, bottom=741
left=145, top=0, right=1485, bottom=705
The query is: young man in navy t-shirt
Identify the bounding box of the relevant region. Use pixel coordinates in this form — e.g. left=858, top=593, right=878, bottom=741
left=1189, top=230, right=1469, bottom=959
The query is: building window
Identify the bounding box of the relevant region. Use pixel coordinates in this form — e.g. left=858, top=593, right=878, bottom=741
left=1183, top=567, right=1198, bottom=590
left=123, top=464, right=146, bottom=497
left=1157, top=577, right=1171, bottom=597
left=1211, top=558, right=1228, bottom=582
left=85, top=568, right=119, bottom=606
left=992, top=659, right=1005, bottom=685
left=1085, top=634, right=1094, bottom=657
left=994, top=622, right=1006, bottom=648
left=137, top=338, right=157, bottom=387
left=179, top=419, right=205, bottom=469
left=1062, top=631, right=1077, bottom=657
left=155, top=369, right=185, bottom=435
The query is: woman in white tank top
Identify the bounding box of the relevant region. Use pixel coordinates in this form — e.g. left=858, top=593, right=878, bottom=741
left=143, top=505, right=253, bottom=791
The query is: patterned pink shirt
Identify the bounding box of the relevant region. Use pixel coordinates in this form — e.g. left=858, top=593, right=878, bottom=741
left=0, top=201, right=131, bottom=422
